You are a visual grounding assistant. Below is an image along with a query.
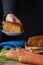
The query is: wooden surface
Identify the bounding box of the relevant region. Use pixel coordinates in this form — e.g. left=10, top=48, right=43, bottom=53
left=0, top=61, right=33, bottom=65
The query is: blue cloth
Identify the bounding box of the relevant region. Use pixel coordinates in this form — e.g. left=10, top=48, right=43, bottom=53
left=0, top=40, right=25, bottom=49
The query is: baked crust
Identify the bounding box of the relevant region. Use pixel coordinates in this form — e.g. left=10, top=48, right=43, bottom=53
left=2, top=21, right=23, bottom=32
left=27, top=35, right=43, bottom=47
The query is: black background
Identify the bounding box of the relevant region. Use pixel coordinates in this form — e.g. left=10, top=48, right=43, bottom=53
left=0, top=0, right=43, bottom=43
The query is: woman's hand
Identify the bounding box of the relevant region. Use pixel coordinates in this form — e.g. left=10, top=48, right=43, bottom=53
left=6, top=14, right=22, bottom=25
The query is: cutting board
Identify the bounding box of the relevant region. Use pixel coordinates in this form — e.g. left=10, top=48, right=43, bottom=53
left=0, top=61, right=33, bottom=65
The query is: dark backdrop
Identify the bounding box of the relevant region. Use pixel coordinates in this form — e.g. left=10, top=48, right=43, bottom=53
left=0, top=0, right=3, bottom=42
left=0, top=0, right=43, bottom=42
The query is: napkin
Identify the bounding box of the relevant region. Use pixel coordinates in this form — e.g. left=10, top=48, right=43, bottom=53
left=0, top=40, right=25, bottom=49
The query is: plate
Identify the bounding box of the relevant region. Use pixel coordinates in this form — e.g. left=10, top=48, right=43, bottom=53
left=2, top=30, right=24, bottom=36
left=25, top=42, right=43, bottom=54
left=25, top=46, right=43, bottom=53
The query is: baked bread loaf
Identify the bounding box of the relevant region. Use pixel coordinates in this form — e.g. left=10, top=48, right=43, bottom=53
left=2, top=21, right=23, bottom=32
left=27, top=35, right=43, bottom=47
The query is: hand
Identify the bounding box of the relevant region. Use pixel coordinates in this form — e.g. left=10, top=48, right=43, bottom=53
left=6, top=14, right=22, bottom=25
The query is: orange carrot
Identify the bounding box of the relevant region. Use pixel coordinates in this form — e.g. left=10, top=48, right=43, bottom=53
left=19, top=52, right=43, bottom=65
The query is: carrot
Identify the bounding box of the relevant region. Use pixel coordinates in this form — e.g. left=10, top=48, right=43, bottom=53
left=5, top=49, right=17, bottom=58
left=5, top=48, right=43, bottom=65
left=5, top=48, right=26, bottom=58
left=19, top=52, right=43, bottom=65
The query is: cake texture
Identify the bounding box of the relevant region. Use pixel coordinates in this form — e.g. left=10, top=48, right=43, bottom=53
left=27, top=35, right=43, bottom=47
left=2, top=21, right=23, bottom=32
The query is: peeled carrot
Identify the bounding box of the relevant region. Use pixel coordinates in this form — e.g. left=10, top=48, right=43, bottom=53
left=5, top=48, right=43, bottom=65
left=19, top=52, right=43, bottom=65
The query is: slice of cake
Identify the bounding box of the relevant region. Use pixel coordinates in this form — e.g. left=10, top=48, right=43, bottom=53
left=2, top=21, right=23, bottom=32
left=27, top=35, right=43, bottom=47
left=25, top=35, right=43, bottom=53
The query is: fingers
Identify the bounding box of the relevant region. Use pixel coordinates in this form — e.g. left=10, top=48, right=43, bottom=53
left=6, top=14, right=22, bottom=25
left=6, top=14, right=16, bottom=22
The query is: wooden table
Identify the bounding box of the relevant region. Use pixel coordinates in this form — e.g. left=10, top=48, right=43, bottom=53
left=0, top=61, right=33, bottom=65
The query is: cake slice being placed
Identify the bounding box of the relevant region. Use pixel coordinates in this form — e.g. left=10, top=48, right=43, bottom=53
left=2, top=21, right=23, bottom=33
